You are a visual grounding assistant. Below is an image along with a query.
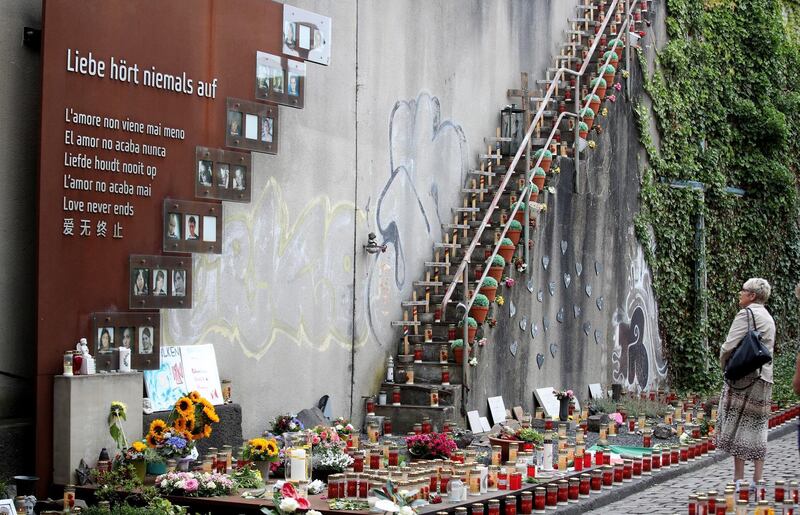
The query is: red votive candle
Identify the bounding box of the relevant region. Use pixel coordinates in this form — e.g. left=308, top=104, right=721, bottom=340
left=498, top=470, right=508, bottom=491
left=471, top=504, right=484, bottom=515
left=510, top=472, right=522, bottom=490
left=520, top=492, right=533, bottom=514
left=504, top=496, right=517, bottom=515
left=488, top=500, right=500, bottom=515
left=579, top=474, right=591, bottom=496
left=680, top=447, right=688, bottom=462
left=574, top=456, right=583, bottom=472
left=527, top=463, right=536, bottom=479
left=652, top=451, right=661, bottom=469
left=353, top=453, right=364, bottom=472
left=603, top=466, right=613, bottom=488
left=632, top=458, right=642, bottom=476
left=622, top=461, right=632, bottom=481
left=557, top=480, right=568, bottom=503
left=642, top=456, right=651, bottom=473
left=534, top=487, right=546, bottom=512
left=595, top=450, right=604, bottom=466
left=568, top=478, right=580, bottom=501
left=384, top=418, right=393, bottom=436
left=671, top=448, right=679, bottom=465
left=583, top=452, right=592, bottom=469
left=546, top=485, right=558, bottom=507
left=347, top=475, right=357, bottom=497
left=613, top=464, right=623, bottom=483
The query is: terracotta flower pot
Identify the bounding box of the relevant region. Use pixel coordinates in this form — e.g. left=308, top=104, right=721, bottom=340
left=596, top=86, right=607, bottom=100
left=469, top=305, right=489, bottom=324
left=589, top=99, right=601, bottom=114
left=480, top=285, right=497, bottom=303
left=514, top=210, right=525, bottom=223
left=453, top=346, right=464, bottom=364
left=614, top=47, right=623, bottom=60
left=603, top=72, right=615, bottom=85
left=583, top=116, right=595, bottom=130
left=487, top=266, right=504, bottom=281
left=467, top=326, right=477, bottom=343
left=506, top=229, right=521, bottom=246
left=533, top=175, right=546, bottom=191
left=530, top=190, right=539, bottom=202
left=498, top=244, right=515, bottom=263
left=539, top=157, right=552, bottom=173
left=579, top=129, right=588, bottom=139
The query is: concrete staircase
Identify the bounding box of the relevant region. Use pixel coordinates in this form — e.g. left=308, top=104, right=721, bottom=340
left=374, top=0, right=650, bottom=435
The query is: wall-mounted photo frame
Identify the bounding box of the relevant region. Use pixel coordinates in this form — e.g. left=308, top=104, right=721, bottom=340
left=129, top=255, right=193, bottom=310
left=195, top=146, right=252, bottom=203
left=282, top=4, right=332, bottom=66
left=0, top=499, right=17, bottom=515
left=163, top=199, right=223, bottom=254
left=226, top=98, right=279, bottom=154
left=256, top=51, right=306, bottom=109
left=91, top=311, right=161, bottom=371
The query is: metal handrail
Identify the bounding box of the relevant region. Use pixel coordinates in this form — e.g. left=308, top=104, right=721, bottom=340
left=441, top=3, right=634, bottom=318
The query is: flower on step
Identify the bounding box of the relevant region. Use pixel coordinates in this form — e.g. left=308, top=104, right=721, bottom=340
left=614, top=82, right=623, bottom=91
left=478, top=337, right=488, bottom=347
left=546, top=187, right=556, bottom=195
left=468, top=357, right=478, bottom=367
left=540, top=204, right=548, bottom=212
left=622, top=70, right=630, bottom=79
left=504, top=277, right=515, bottom=288
left=588, top=141, right=597, bottom=149
left=607, top=95, right=617, bottom=103
left=601, top=107, right=609, bottom=116
left=514, top=257, right=527, bottom=273
left=553, top=166, right=561, bottom=175
left=487, top=318, right=497, bottom=328
left=496, top=295, right=505, bottom=306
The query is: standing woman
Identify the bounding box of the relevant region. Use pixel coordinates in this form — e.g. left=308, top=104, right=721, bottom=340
left=717, top=278, right=775, bottom=487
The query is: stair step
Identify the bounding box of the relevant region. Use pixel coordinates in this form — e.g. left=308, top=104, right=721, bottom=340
left=442, top=224, right=471, bottom=230
left=460, top=188, right=489, bottom=194
left=390, top=320, right=421, bottom=327
left=379, top=383, right=462, bottom=407
left=483, top=136, right=512, bottom=143
left=468, top=169, right=497, bottom=177
left=561, top=43, right=587, bottom=50
left=565, top=30, right=589, bottom=36
left=424, top=262, right=454, bottom=268
left=452, top=207, right=481, bottom=214
left=394, top=342, right=466, bottom=363
left=569, top=17, right=595, bottom=23
left=401, top=300, right=428, bottom=307
left=576, top=5, right=599, bottom=9
left=479, top=154, right=502, bottom=160
left=413, top=280, right=443, bottom=287
left=434, top=242, right=461, bottom=249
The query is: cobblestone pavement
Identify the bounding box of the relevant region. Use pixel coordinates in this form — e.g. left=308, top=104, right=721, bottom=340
left=584, top=427, right=799, bottom=514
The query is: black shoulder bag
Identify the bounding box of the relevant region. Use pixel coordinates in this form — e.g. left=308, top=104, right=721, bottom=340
left=724, top=307, right=772, bottom=386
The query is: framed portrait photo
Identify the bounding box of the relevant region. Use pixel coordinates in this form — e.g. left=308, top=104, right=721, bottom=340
left=282, top=4, right=332, bottom=66
left=255, top=52, right=305, bottom=109
left=195, top=147, right=251, bottom=203
left=226, top=98, right=279, bottom=154
left=163, top=199, right=223, bottom=254
left=129, top=255, right=193, bottom=309
left=91, top=311, right=161, bottom=371
left=0, top=499, right=16, bottom=515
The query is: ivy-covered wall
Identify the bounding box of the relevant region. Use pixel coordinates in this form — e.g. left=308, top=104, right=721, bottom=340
left=636, top=0, right=800, bottom=401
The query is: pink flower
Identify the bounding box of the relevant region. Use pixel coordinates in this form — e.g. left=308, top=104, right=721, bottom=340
left=613, top=82, right=622, bottom=91
left=609, top=412, right=623, bottom=425
left=184, top=478, right=199, bottom=492
left=282, top=482, right=310, bottom=509
left=504, top=278, right=515, bottom=287
left=607, top=95, right=617, bottom=103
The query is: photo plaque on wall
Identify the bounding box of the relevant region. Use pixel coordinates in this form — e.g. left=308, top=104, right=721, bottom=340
left=129, top=254, right=193, bottom=310
left=163, top=199, right=223, bottom=254
left=195, top=146, right=252, bottom=203
left=255, top=51, right=306, bottom=109
left=226, top=98, right=279, bottom=154
left=91, top=311, right=161, bottom=371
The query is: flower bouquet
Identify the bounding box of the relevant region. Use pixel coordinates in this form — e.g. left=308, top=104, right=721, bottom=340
left=270, top=413, right=304, bottom=435
left=331, top=417, right=356, bottom=439
left=260, top=482, right=312, bottom=515
left=121, top=440, right=148, bottom=480
left=370, top=479, right=426, bottom=515
left=242, top=437, right=281, bottom=483
left=312, top=441, right=354, bottom=482
left=406, top=432, right=456, bottom=459
left=146, top=391, right=220, bottom=469
left=155, top=471, right=234, bottom=497
left=555, top=390, right=575, bottom=422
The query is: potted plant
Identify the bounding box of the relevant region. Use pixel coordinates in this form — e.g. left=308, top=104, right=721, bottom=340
left=450, top=338, right=465, bottom=362
left=510, top=201, right=526, bottom=223
left=533, top=148, right=553, bottom=172
left=602, top=50, right=619, bottom=66
left=554, top=389, right=575, bottom=422
left=532, top=167, right=547, bottom=191
left=581, top=107, right=596, bottom=130
left=578, top=121, right=589, bottom=140
left=311, top=436, right=353, bottom=483
left=487, top=254, right=506, bottom=281
left=497, top=237, right=516, bottom=262
left=590, top=77, right=607, bottom=100
left=457, top=316, right=478, bottom=344
left=608, top=39, right=625, bottom=60
left=120, top=441, right=148, bottom=482
left=469, top=293, right=490, bottom=324
left=584, top=93, right=601, bottom=116
left=529, top=183, right=540, bottom=203
left=505, top=219, right=522, bottom=246
left=599, top=63, right=616, bottom=86
left=479, top=276, right=498, bottom=302
left=241, top=437, right=281, bottom=483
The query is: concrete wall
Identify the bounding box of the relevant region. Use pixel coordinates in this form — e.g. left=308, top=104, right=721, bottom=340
left=1, top=0, right=670, bottom=478
left=0, top=0, right=40, bottom=479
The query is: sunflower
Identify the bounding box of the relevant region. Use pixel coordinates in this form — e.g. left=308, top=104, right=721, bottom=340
left=203, top=424, right=213, bottom=438
left=203, top=406, right=220, bottom=423
left=149, top=419, right=167, bottom=436
left=146, top=432, right=160, bottom=447
left=175, top=397, right=194, bottom=418
left=249, top=438, right=268, bottom=452
left=179, top=429, right=194, bottom=442
left=265, top=439, right=280, bottom=457
left=189, top=391, right=202, bottom=402
left=174, top=417, right=189, bottom=432
left=184, top=413, right=195, bottom=431
left=132, top=441, right=147, bottom=452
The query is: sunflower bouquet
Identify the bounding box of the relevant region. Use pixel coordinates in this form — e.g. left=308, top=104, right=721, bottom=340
left=241, top=437, right=280, bottom=462
left=145, top=391, right=220, bottom=460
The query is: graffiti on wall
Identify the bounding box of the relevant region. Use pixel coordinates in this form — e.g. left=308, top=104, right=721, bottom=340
left=365, top=92, right=469, bottom=347
left=611, top=243, right=668, bottom=390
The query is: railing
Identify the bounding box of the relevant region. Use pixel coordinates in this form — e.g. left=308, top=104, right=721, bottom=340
left=440, top=1, right=634, bottom=319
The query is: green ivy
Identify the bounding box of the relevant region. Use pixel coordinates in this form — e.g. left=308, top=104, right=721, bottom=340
left=636, top=0, right=800, bottom=395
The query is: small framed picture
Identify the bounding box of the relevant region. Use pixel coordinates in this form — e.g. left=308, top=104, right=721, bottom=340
left=91, top=312, right=161, bottom=371
left=132, top=268, right=149, bottom=296
left=195, top=147, right=251, bottom=203
left=226, top=97, right=279, bottom=153
left=261, top=117, right=273, bottom=143
left=227, top=110, right=243, bottom=137
left=163, top=199, right=223, bottom=254
left=166, top=213, right=181, bottom=239
left=282, top=4, right=332, bottom=66
left=198, top=160, right=213, bottom=186
left=255, top=51, right=305, bottom=109
left=129, top=255, right=193, bottom=309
